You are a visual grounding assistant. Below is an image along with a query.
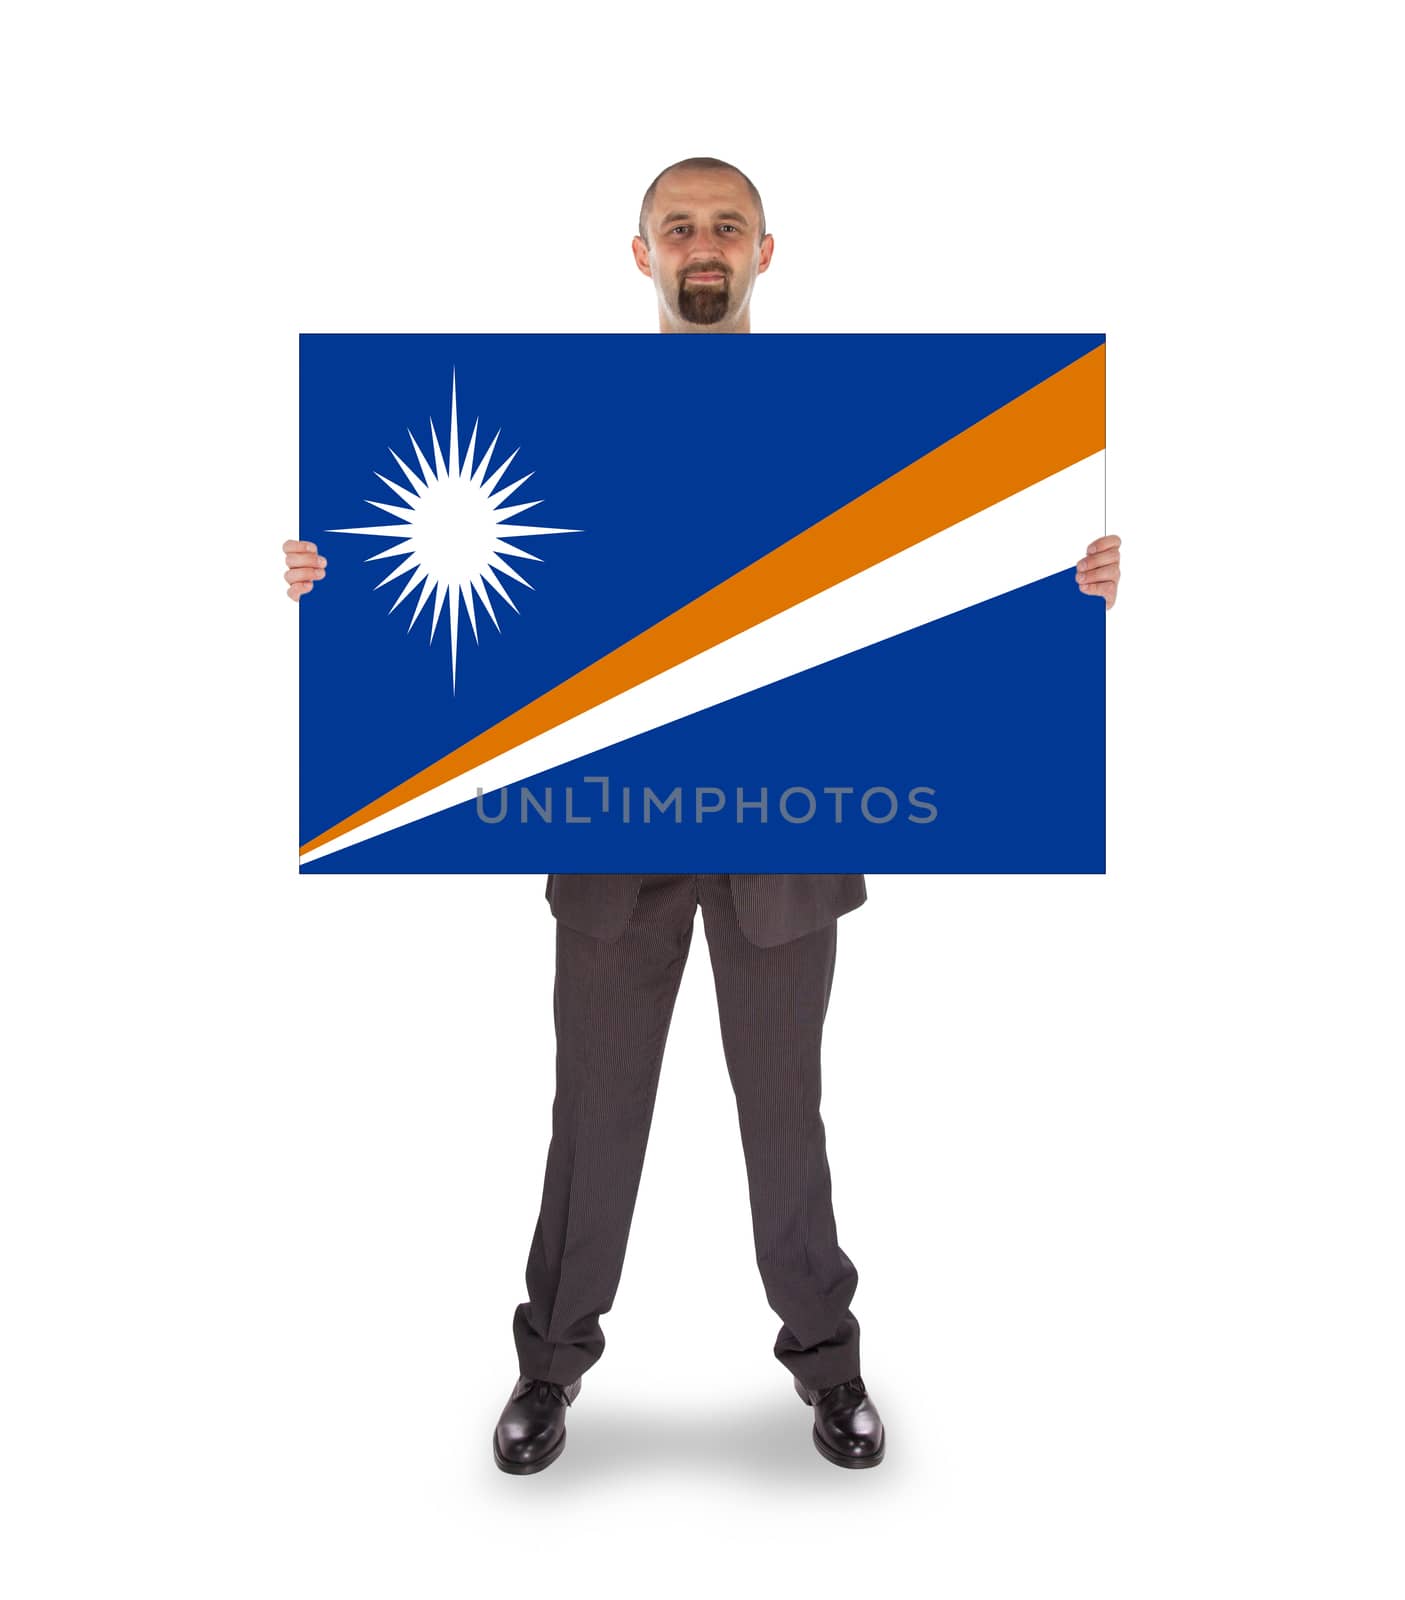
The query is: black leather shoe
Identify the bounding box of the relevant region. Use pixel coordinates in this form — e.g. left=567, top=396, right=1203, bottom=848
left=493, top=1374, right=582, bottom=1474
left=794, top=1374, right=885, bottom=1467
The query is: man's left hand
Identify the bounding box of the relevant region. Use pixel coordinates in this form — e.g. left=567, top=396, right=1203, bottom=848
left=1076, top=535, right=1121, bottom=609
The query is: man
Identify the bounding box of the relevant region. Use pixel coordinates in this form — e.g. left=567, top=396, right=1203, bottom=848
left=284, top=156, right=1122, bottom=1476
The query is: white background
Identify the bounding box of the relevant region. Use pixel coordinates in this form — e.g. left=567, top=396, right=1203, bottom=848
left=3, top=2, right=1399, bottom=1595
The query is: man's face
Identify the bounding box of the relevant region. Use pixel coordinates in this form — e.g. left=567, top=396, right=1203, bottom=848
left=633, top=170, right=772, bottom=330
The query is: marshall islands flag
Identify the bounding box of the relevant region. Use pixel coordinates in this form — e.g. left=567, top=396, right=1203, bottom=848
left=298, top=333, right=1106, bottom=874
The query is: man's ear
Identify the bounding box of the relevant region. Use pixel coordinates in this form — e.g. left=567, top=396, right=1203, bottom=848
left=757, top=234, right=775, bottom=274
left=631, top=236, right=653, bottom=277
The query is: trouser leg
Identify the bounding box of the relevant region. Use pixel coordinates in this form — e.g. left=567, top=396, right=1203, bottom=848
left=513, top=875, right=696, bottom=1385
left=696, top=875, right=862, bottom=1391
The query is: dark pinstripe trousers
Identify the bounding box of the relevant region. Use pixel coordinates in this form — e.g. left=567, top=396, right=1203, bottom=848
left=513, top=873, right=862, bottom=1390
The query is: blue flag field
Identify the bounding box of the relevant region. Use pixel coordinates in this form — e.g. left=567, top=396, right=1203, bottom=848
left=298, top=333, right=1106, bottom=874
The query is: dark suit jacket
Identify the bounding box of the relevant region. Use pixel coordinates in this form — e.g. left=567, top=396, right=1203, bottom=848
left=544, top=874, right=867, bottom=948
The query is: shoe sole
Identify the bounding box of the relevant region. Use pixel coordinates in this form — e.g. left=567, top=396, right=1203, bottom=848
left=493, top=1428, right=567, bottom=1475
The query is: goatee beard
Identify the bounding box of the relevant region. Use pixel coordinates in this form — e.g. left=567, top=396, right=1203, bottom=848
left=678, top=278, right=730, bottom=325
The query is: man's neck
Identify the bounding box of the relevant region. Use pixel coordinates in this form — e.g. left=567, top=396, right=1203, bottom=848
left=658, top=308, right=753, bottom=334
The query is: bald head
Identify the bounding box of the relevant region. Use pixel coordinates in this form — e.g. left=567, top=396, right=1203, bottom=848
left=633, top=157, right=773, bottom=333
left=638, top=156, right=766, bottom=248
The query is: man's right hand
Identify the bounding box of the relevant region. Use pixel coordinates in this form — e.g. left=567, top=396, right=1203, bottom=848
left=284, top=540, right=326, bottom=600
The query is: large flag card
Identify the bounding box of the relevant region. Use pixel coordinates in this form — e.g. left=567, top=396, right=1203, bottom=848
left=298, top=333, right=1105, bottom=874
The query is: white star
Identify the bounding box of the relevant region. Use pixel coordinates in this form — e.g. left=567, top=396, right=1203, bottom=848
left=327, top=370, right=582, bottom=692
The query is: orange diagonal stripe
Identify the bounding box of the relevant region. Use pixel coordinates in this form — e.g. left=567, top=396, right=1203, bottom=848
left=302, top=341, right=1105, bottom=855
